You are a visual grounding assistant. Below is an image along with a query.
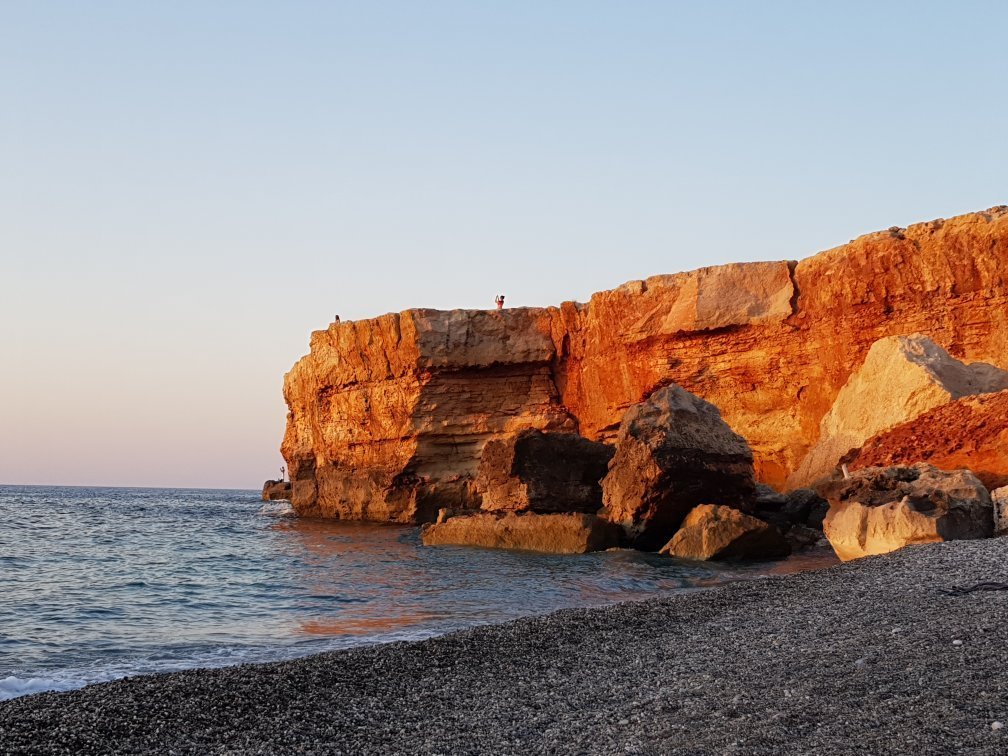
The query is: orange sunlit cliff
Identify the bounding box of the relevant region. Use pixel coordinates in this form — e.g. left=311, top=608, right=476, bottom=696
left=281, top=207, right=1008, bottom=522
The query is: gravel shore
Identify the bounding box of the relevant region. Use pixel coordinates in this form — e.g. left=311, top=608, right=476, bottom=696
left=3, top=539, right=1008, bottom=755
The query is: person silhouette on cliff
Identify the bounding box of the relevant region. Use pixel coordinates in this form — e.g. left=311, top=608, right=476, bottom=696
left=280, top=466, right=286, bottom=482
left=495, top=294, right=505, bottom=310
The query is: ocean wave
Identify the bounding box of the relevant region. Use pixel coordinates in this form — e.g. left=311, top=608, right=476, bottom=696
left=0, top=675, right=87, bottom=701
left=0, top=629, right=449, bottom=702
left=257, top=501, right=295, bottom=517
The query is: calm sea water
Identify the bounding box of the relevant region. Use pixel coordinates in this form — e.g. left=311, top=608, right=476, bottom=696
left=0, top=485, right=832, bottom=700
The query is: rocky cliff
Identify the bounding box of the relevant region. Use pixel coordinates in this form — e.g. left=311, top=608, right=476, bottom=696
left=282, top=207, right=1008, bottom=521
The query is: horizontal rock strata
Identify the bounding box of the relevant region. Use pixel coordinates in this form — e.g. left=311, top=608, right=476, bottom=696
left=282, top=207, right=1008, bottom=521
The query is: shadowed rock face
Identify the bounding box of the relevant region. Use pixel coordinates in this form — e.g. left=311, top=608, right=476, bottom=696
left=600, top=385, right=756, bottom=550
left=819, top=464, right=993, bottom=561
left=282, top=207, right=1008, bottom=522
left=476, top=430, right=614, bottom=514
left=845, top=390, right=1008, bottom=491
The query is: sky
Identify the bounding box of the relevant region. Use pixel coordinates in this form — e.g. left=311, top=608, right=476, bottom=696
left=2, top=1, right=1006, bottom=488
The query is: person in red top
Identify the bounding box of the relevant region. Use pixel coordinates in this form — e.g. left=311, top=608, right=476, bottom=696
left=495, top=294, right=505, bottom=310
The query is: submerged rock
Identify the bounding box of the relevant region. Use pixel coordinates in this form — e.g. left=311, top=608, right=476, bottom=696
left=659, top=505, right=789, bottom=561
left=420, top=512, right=623, bottom=554
left=476, top=430, right=614, bottom=514
left=790, top=334, right=1008, bottom=488
left=819, top=464, right=993, bottom=561
left=600, top=385, right=756, bottom=550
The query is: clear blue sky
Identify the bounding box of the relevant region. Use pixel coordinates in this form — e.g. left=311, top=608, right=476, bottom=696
left=2, top=1, right=1005, bottom=488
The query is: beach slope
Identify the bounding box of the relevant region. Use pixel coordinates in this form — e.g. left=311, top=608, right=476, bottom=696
left=3, top=540, right=1008, bottom=754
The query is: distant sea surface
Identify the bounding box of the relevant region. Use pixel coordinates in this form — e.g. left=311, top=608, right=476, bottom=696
left=0, top=485, right=833, bottom=700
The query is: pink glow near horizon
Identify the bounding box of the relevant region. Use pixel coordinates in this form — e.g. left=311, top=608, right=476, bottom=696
left=2, top=3, right=1005, bottom=487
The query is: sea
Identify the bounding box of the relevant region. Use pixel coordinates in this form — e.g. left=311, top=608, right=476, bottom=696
left=0, top=485, right=832, bottom=701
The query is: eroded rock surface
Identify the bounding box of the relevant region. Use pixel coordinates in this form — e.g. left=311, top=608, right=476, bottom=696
left=993, top=487, right=1008, bottom=536
left=659, top=505, right=789, bottom=561
left=820, top=464, right=993, bottom=561
left=789, top=335, right=1008, bottom=488
left=846, top=390, right=1008, bottom=491
left=476, top=430, right=614, bottom=514
left=282, top=207, right=1008, bottom=521
left=282, top=309, right=576, bottom=522
left=261, top=480, right=291, bottom=501
left=420, top=512, right=622, bottom=554
left=600, top=385, right=756, bottom=550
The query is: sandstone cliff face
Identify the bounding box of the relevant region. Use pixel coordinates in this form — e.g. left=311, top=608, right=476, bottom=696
left=282, top=207, right=1008, bottom=521
left=282, top=309, right=575, bottom=522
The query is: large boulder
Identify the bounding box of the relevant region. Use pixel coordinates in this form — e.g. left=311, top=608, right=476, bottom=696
left=600, top=385, right=756, bottom=550
left=845, top=390, right=1008, bottom=491
left=420, top=512, right=622, bottom=554
left=819, top=464, right=993, bottom=561
left=476, top=430, right=614, bottom=514
left=659, top=505, right=790, bottom=561
left=789, top=335, right=1008, bottom=488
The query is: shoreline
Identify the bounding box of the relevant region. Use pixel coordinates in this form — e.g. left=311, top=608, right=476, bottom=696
left=2, top=540, right=1007, bottom=754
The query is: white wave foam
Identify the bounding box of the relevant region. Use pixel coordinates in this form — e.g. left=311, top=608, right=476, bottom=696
left=257, top=501, right=294, bottom=517
left=0, top=675, right=86, bottom=701
left=0, top=627, right=455, bottom=702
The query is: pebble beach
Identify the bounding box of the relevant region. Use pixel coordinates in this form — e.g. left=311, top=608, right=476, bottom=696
left=2, top=538, right=1006, bottom=755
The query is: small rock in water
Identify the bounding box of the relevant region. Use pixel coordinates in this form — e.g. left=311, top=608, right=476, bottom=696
left=992, top=721, right=1004, bottom=731
left=953, top=639, right=963, bottom=646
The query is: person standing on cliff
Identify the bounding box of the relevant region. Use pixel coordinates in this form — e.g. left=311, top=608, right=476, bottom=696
left=495, top=294, right=505, bottom=310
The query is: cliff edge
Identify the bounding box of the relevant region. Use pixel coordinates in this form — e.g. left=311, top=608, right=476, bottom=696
left=281, top=206, right=1008, bottom=521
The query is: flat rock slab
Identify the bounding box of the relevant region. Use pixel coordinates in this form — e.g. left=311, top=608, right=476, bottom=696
left=3, top=539, right=1008, bottom=755
left=421, top=512, right=622, bottom=554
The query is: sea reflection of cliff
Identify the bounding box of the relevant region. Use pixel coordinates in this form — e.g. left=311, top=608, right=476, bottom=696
left=268, top=518, right=445, bottom=637
left=265, top=516, right=838, bottom=642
